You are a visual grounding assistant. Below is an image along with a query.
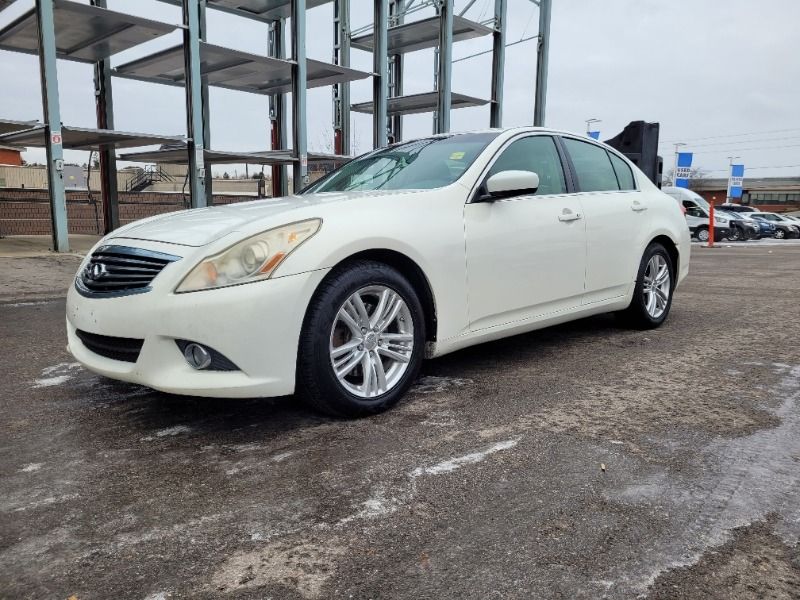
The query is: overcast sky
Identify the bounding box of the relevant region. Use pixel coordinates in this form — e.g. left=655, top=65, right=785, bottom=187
left=1, top=0, right=799, bottom=179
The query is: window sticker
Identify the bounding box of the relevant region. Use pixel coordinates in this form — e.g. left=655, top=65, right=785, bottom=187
left=449, top=151, right=466, bottom=160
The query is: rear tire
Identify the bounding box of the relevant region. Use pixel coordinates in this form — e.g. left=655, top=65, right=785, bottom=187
left=296, top=260, right=425, bottom=418
left=696, top=227, right=709, bottom=242
left=774, top=229, right=786, bottom=239
left=618, top=242, right=675, bottom=330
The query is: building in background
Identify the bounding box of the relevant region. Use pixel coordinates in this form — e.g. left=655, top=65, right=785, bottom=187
left=691, top=177, right=800, bottom=212
left=0, top=145, right=23, bottom=167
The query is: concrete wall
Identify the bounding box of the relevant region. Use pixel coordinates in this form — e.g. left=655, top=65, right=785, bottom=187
left=0, top=164, right=139, bottom=191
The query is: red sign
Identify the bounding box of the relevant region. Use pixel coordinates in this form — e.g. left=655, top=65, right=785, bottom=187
left=51, top=132, right=62, bottom=145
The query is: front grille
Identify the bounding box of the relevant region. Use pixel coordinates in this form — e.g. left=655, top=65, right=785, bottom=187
left=76, top=245, right=180, bottom=297
left=75, top=330, right=144, bottom=363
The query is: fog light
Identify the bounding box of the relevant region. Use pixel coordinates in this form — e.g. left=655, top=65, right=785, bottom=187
left=184, top=343, right=212, bottom=370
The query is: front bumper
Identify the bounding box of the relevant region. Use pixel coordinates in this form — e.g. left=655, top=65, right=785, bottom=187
left=66, top=241, right=329, bottom=398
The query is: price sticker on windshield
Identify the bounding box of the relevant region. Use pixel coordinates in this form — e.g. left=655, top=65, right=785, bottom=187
left=449, top=151, right=465, bottom=160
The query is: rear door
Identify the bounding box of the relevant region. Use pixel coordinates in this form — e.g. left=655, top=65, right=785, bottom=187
left=559, top=137, right=650, bottom=305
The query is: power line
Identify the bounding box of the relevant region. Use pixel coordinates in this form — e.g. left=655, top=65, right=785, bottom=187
left=658, top=134, right=800, bottom=149
left=690, top=143, right=800, bottom=155
left=705, top=164, right=800, bottom=173
left=661, top=127, right=800, bottom=144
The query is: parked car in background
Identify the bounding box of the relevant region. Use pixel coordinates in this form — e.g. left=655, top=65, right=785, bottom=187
left=749, top=212, right=800, bottom=239
left=718, top=203, right=760, bottom=214
left=662, top=186, right=732, bottom=241
left=66, top=128, right=691, bottom=417
left=714, top=208, right=760, bottom=241
left=748, top=214, right=777, bottom=238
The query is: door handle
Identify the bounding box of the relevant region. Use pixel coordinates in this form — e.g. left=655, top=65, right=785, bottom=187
left=558, top=209, right=582, bottom=222
left=631, top=201, right=648, bottom=212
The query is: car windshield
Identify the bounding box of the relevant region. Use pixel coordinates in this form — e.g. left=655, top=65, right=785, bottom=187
left=303, top=132, right=499, bottom=193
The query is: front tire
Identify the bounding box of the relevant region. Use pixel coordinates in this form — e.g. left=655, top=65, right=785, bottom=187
left=774, top=229, right=786, bottom=239
left=619, top=242, right=675, bottom=329
left=727, top=227, right=741, bottom=242
left=296, top=260, right=425, bottom=417
left=696, top=227, right=709, bottom=242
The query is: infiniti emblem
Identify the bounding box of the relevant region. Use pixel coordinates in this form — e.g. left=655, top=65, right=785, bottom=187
left=85, top=263, right=108, bottom=281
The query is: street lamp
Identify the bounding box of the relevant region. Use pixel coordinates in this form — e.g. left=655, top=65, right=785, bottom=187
left=585, top=118, right=601, bottom=139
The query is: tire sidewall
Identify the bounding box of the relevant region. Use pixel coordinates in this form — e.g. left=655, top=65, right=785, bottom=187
left=697, top=227, right=709, bottom=242
left=299, top=263, right=425, bottom=416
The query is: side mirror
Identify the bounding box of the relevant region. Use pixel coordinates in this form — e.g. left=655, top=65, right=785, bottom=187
left=484, top=170, right=540, bottom=200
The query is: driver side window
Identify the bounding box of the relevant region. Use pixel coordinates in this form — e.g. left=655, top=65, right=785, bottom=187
left=488, top=136, right=567, bottom=195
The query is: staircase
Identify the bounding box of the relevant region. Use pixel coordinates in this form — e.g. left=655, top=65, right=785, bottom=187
left=125, top=165, right=175, bottom=192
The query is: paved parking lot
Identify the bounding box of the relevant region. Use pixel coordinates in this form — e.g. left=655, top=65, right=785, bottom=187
left=1, top=245, right=799, bottom=599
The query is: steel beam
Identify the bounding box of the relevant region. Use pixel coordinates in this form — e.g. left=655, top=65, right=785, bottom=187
left=35, top=0, right=69, bottom=252
left=435, top=0, right=453, bottom=134
left=268, top=19, right=288, bottom=196
left=199, top=0, right=213, bottom=203
left=489, top=0, right=506, bottom=128
left=291, top=0, right=308, bottom=189
left=533, top=0, right=551, bottom=126
left=387, top=0, right=404, bottom=142
left=91, top=0, right=119, bottom=233
left=332, top=0, right=350, bottom=155
left=372, top=0, right=388, bottom=148
left=183, top=0, right=208, bottom=207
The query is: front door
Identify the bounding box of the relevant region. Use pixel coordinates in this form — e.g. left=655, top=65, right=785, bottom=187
left=464, top=135, right=587, bottom=332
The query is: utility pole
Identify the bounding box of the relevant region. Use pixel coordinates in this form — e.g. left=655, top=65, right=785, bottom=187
left=533, top=0, right=551, bottom=127
left=671, top=142, right=686, bottom=186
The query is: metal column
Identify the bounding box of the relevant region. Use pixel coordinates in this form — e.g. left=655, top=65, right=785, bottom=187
left=291, top=0, right=308, bottom=189
left=199, top=0, right=213, bottom=204
left=489, top=0, right=506, bottom=128
left=435, top=0, right=453, bottom=134
left=372, top=0, right=388, bottom=148
left=387, top=0, right=404, bottom=143
left=533, top=0, right=551, bottom=127
left=332, top=0, right=351, bottom=155
left=35, top=0, right=69, bottom=252
left=268, top=19, right=288, bottom=196
left=91, top=0, right=119, bottom=233
left=183, top=0, right=208, bottom=207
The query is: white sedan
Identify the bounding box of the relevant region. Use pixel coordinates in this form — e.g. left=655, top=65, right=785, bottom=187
left=66, top=128, right=690, bottom=416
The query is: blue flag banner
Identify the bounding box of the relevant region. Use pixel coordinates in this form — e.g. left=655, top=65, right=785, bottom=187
left=729, top=164, right=745, bottom=199
left=675, top=152, right=693, bottom=188
left=587, top=131, right=600, bottom=140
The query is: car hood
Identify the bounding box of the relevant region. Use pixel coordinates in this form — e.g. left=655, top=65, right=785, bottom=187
left=108, top=190, right=415, bottom=247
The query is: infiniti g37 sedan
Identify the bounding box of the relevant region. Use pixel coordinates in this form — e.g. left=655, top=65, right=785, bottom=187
left=67, top=128, right=691, bottom=417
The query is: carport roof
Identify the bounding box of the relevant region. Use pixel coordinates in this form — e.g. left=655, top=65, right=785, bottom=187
left=114, top=42, right=371, bottom=96
left=0, top=0, right=176, bottom=63
left=351, top=91, right=489, bottom=116
left=119, top=147, right=351, bottom=165
left=0, top=125, right=186, bottom=150
left=0, top=118, right=40, bottom=136
left=351, top=15, right=493, bottom=55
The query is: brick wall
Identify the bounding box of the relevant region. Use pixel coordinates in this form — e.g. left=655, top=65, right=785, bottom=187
left=0, top=188, right=255, bottom=236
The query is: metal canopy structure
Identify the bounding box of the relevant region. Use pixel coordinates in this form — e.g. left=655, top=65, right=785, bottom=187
left=0, top=118, right=40, bottom=136
left=207, top=0, right=333, bottom=21
left=351, top=14, right=491, bottom=55
left=0, top=0, right=175, bottom=63
left=351, top=91, right=488, bottom=116
left=0, top=125, right=185, bottom=151
left=119, top=147, right=350, bottom=165
left=114, top=42, right=370, bottom=96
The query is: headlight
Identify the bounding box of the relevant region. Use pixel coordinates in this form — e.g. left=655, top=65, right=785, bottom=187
left=175, top=219, right=321, bottom=293
left=714, top=216, right=726, bottom=224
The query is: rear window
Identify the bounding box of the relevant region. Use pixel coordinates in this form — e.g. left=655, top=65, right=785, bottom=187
left=561, top=138, right=619, bottom=192
left=608, top=152, right=636, bottom=190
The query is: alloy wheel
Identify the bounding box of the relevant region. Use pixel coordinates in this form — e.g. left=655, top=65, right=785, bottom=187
left=697, top=228, right=709, bottom=242
left=329, top=285, right=414, bottom=398
left=643, top=255, right=671, bottom=319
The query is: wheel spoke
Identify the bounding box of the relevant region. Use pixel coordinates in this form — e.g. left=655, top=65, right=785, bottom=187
left=352, top=292, right=371, bottom=325
left=379, top=332, right=413, bottom=343
left=360, top=351, right=375, bottom=395
left=331, top=338, right=361, bottom=359
left=336, top=308, right=361, bottom=336
left=655, top=265, right=669, bottom=285
left=373, top=352, right=387, bottom=392
left=336, top=349, right=365, bottom=378
left=377, top=346, right=411, bottom=363
left=377, top=297, right=403, bottom=333
left=645, top=290, right=657, bottom=315
left=654, top=286, right=668, bottom=303
left=369, top=289, right=391, bottom=329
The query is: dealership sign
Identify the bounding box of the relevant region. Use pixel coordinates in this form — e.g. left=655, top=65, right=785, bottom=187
left=675, top=152, right=693, bottom=188
left=728, top=164, right=745, bottom=199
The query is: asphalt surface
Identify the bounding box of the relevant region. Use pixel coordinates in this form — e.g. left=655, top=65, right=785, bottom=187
left=1, top=245, right=799, bottom=599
